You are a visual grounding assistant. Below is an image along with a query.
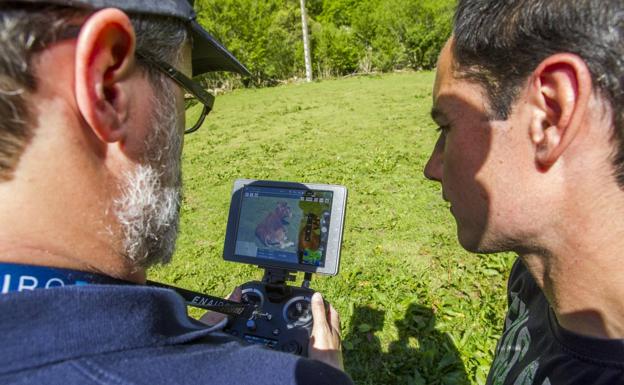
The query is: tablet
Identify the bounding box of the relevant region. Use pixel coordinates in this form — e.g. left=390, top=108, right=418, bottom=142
left=223, top=179, right=347, bottom=276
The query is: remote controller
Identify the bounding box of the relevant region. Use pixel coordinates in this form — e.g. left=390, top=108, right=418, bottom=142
left=151, top=180, right=346, bottom=357
left=221, top=180, right=347, bottom=356
left=224, top=280, right=315, bottom=355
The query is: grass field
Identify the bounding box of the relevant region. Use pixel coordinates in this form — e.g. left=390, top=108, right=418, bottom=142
left=149, top=71, right=517, bottom=385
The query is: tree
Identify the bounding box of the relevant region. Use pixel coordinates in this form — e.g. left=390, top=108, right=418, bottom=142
left=300, top=0, right=313, bottom=82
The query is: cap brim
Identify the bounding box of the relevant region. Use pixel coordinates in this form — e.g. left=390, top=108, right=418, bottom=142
left=190, top=21, right=250, bottom=77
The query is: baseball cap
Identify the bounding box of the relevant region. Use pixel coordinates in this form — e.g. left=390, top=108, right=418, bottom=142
left=7, top=0, right=250, bottom=77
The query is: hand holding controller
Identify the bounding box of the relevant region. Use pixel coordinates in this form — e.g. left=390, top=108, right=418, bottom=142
left=224, top=280, right=343, bottom=369
left=309, top=292, right=344, bottom=370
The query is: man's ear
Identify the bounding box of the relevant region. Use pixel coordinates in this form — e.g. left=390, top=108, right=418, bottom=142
left=75, top=8, right=136, bottom=143
left=528, top=54, right=592, bottom=169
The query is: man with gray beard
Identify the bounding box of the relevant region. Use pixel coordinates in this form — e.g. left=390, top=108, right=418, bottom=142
left=0, top=1, right=350, bottom=384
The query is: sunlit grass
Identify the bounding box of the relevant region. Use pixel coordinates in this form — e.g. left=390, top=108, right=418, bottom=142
left=150, top=72, right=515, bottom=385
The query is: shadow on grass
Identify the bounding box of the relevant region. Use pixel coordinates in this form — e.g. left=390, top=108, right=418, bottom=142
left=343, top=304, right=469, bottom=385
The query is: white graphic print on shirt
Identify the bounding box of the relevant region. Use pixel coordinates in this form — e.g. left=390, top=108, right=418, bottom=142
left=488, top=292, right=550, bottom=385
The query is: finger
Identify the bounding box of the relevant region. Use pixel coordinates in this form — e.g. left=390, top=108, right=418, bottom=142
left=308, top=295, right=344, bottom=370
left=311, top=292, right=327, bottom=323
left=227, top=286, right=242, bottom=302
left=310, top=292, right=329, bottom=336
left=199, top=286, right=241, bottom=326
left=328, top=305, right=341, bottom=337
left=199, top=310, right=224, bottom=326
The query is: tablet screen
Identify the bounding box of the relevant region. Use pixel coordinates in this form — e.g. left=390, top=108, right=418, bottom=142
left=234, top=185, right=333, bottom=268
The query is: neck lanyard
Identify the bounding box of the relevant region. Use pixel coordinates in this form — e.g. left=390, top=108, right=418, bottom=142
left=0, top=262, right=124, bottom=292
left=0, top=263, right=253, bottom=319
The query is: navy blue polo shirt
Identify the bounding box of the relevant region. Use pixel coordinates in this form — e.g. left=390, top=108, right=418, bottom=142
left=0, top=283, right=352, bottom=385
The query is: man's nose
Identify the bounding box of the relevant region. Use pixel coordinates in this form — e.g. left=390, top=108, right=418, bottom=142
left=424, top=136, right=444, bottom=182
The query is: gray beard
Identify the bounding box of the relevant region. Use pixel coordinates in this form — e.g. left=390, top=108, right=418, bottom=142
left=113, top=82, right=183, bottom=268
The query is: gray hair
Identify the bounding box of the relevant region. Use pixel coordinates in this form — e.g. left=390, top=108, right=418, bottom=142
left=0, top=4, right=188, bottom=181
left=113, top=81, right=182, bottom=267
left=452, top=0, right=624, bottom=186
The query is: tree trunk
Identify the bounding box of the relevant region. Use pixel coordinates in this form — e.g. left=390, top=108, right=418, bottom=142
left=300, top=0, right=313, bottom=82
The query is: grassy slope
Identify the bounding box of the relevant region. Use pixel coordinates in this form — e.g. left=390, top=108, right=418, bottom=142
left=149, top=72, right=516, bottom=385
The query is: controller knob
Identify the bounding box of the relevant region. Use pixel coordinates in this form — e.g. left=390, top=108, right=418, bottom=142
left=241, top=290, right=263, bottom=307
left=282, top=341, right=301, bottom=354
left=246, top=319, right=257, bottom=331
left=285, top=299, right=312, bottom=325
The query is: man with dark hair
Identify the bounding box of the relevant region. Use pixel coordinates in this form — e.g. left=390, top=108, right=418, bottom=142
left=0, top=1, right=350, bottom=384
left=425, top=0, right=624, bottom=384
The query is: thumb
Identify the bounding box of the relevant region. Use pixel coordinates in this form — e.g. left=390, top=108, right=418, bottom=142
left=311, top=292, right=326, bottom=318
left=311, top=292, right=328, bottom=334
left=308, top=292, right=344, bottom=370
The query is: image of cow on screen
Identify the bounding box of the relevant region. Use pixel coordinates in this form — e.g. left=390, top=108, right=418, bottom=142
left=255, top=201, right=295, bottom=249
left=235, top=193, right=302, bottom=264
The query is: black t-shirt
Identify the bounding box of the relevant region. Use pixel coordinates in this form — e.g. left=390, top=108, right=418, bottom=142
left=486, top=259, right=624, bottom=385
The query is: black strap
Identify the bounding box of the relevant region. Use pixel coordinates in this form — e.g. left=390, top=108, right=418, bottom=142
left=146, top=280, right=254, bottom=319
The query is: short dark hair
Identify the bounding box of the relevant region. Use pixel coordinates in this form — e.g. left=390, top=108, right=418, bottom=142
left=452, top=0, right=624, bottom=186
left=0, top=4, right=187, bottom=181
